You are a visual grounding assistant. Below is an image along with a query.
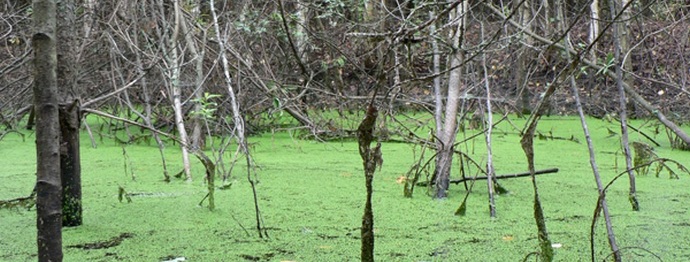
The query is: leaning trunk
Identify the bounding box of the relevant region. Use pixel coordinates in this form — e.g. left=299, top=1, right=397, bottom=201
left=609, top=0, right=639, bottom=211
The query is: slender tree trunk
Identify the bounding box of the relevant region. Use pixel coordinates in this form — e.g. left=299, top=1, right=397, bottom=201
left=589, top=0, right=600, bottom=62
left=480, top=22, right=496, bottom=218
left=560, top=2, right=621, bottom=259
left=610, top=0, right=639, bottom=211
left=515, top=0, right=533, bottom=115
left=570, top=59, right=622, bottom=262
left=130, top=2, right=170, bottom=181
left=618, top=0, right=632, bottom=79
left=185, top=1, right=208, bottom=151
left=363, top=0, right=375, bottom=22
left=434, top=1, right=467, bottom=198
left=293, top=0, right=309, bottom=58
left=430, top=10, right=443, bottom=147
left=209, top=0, right=267, bottom=238
left=541, top=0, right=550, bottom=36
left=169, top=0, right=192, bottom=180
left=32, top=0, right=63, bottom=260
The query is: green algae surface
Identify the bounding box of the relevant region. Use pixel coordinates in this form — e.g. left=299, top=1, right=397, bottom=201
left=1, top=115, right=690, bottom=261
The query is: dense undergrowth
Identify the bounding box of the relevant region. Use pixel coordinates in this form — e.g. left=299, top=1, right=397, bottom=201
left=1, top=114, right=690, bottom=261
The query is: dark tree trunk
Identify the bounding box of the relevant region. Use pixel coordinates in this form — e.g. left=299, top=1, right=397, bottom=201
left=433, top=147, right=453, bottom=198
left=357, top=104, right=381, bottom=262
left=56, top=0, right=82, bottom=226
left=33, top=0, right=63, bottom=260
left=59, top=102, right=82, bottom=226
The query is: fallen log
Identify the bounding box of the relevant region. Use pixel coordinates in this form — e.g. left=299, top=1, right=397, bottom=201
left=416, top=168, right=559, bottom=186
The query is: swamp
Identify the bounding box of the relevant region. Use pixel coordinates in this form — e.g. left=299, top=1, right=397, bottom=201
left=2, top=114, right=690, bottom=261
left=3, top=0, right=690, bottom=261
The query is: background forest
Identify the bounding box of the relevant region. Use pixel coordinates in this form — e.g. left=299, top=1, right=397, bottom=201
left=3, top=0, right=690, bottom=141
left=2, top=0, right=690, bottom=261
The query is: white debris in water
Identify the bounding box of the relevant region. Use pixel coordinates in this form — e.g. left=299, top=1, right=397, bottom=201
left=162, top=257, right=186, bottom=262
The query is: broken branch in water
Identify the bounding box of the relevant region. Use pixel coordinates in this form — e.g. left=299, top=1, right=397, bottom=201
left=417, top=168, right=559, bottom=186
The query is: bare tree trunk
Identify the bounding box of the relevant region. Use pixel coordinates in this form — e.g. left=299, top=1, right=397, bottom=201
left=618, top=0, right=632, bottom=79
left=357, top=105, right=381, bottom=262
left=209, top=0, right=267, bottom=238
left=185, top=0, right=208, bottom=151
left=481, top=24, right=496, bottom=217
left=59, top=102, right=81, bottom=227
left=130, top=1, right=170, bottom=181
left=293, top=0, right=309, bottom=58
left=169, top=0, right=192, bottom=180
left=363, top=0, right=375, bottom=22
left=572, top=80, right=622, bottom=262
left=589, top=0, right=600, bottom=62
left=515, top=0, right=532, bottom=114
left=32, top=0, right=63, bottom=259
left=56, top=0, right=82, bottom=227
left=519, top=76, right=555, bottom=261
left=541, top=0, right=550, bottom=36
left=434, top=1, right=467, bottom=198
left=430, top=10, right=443, bottom=147
left=560, top=2, right=621, bottom=259
left=609, top=0, right=639, bottom=211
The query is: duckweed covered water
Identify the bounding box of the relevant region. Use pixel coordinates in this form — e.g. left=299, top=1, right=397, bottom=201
left=1, top=115, right=689, bottom=261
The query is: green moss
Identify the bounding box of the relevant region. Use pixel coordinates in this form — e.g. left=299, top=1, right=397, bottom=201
left=1, top=115, right=690, bottom=261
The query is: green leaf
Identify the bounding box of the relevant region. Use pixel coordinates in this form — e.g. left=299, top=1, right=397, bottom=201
left=335, top=56, right=345, bottom=67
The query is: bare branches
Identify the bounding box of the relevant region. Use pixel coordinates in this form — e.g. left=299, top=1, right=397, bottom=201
left=484, top=2, right=690, bottom=149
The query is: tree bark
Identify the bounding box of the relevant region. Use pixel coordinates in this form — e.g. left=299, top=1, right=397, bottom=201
left=32, top=0, right=63, bottom=260
left=434, top=1, right=467, bottom=198
left=609, top=0, right=639, bottom=211
left=481, top=25, right=497, bottom=217
left=57, top=0, right=82, bottom=227
left=559, top=2, right=621, bottom=258
left=430, top=9, right=443, bottom=150
left=184, top=0, right=208, bottom=151
left=169, top=0, right=192, bottom=180
left=59, top=103, right=82, bottom=226
left=589, top=0, right=600, bottom=62
left=515, top=0, right=533, bottom=114
left=357, top=105, right=380, bottom=262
